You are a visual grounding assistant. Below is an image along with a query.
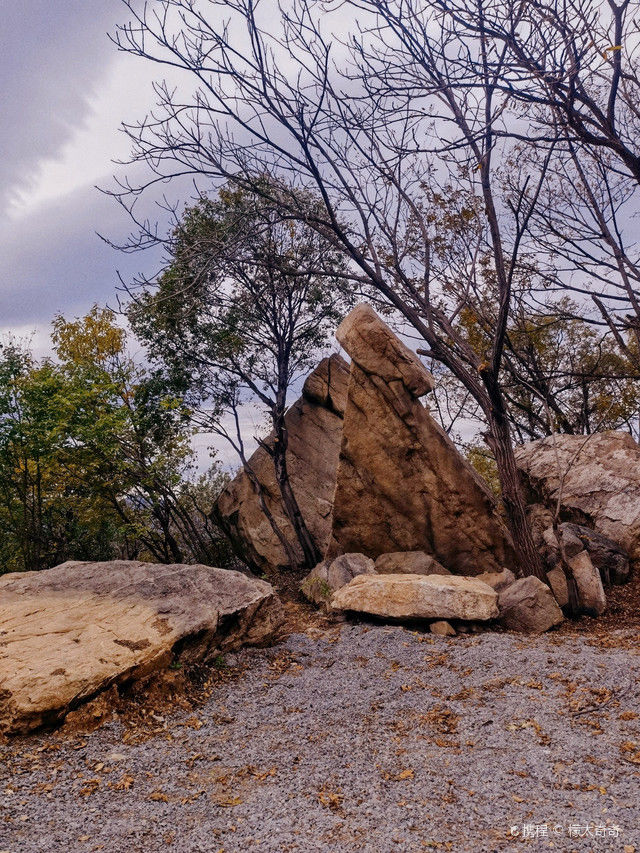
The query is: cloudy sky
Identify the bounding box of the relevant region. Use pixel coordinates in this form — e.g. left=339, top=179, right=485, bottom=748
left=0, top=0, right=169, bottom=353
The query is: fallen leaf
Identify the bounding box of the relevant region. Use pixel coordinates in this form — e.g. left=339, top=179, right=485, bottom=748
left=149, top=790, right=169, bottom=802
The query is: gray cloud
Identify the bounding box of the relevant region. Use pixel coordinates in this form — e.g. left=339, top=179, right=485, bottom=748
left=0, top=0, right=123, bottom=207
left=0, top=183, right=163, bottom=327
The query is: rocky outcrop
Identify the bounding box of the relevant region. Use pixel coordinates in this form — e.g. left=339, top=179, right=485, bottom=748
left=331, top=573, right=499, bottom=621
left=374, top=551, right=450, bottom=576
left=535, top=524, right=607, bottom=614
left=0, top=560, right=284, bottom=735
left=515, top=431, right=640, bottom=568
left=214, top=354, right=349, bottom=573
left=301, top=553, right=375, bottom=607
left=497, top=577, right=564, bottom=633
left=326, top=304, right=515, bottom=575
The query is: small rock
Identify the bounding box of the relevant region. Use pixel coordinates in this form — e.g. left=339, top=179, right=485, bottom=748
left=301, top=553, right=375, bottom=607
left=498, top=576, right=564, bottom=633
left=560, top=522, right=630, bottom=585
left=475, top=568, right=516, bottom=591
left=429, top=620, right=456, bottom=636
left=557, top=526, right=584, bottom=559
left=375, top=551, right=450, bottom=576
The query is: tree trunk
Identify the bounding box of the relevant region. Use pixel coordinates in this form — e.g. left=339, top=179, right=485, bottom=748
left=485, top=401, right=546, bottom=582
left=272, top=413, right=322, bottom=570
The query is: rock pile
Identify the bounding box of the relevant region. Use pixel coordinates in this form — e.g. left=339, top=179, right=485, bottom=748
left=301, top=549, right=564, bottom=635
left=214, top=303, right=636, bottom=636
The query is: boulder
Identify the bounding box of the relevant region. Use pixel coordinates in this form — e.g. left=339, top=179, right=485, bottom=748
left=566, top=550, right=607, bottom=616
left=497, top=576, right=564, bottom=633
left=430, top=620, right=456, bottom=637
left=331, top=573, right=499, bottom=622
left=374, top=551, right=450, bottom=576
left=301, top=553, right=375, bottom=607
left=515, top=431, right=640, bottom=568
left=475, top=568, right=516, bottom=591
left=213, top=354, right=349, bottom=573
left=0, top=560, right=284, bottom=735
left=560, top=522, right=630, bottom=585
left=326, top=304, right=516, bottom=576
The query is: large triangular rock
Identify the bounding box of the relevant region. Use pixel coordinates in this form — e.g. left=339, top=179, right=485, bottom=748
left=325, top=304, right=515, bottom=576
left=213, top=354, right=349, bottom=573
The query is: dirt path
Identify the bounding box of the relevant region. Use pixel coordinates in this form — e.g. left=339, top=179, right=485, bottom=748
left=2, top=624, right=640, bottom=852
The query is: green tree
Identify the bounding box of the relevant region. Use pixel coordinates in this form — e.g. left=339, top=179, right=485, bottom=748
left=129, top=183, right=351, bottom=571
left=0, top=308, right=232, bottom=574
left=0, top=341, right=123, bottom=572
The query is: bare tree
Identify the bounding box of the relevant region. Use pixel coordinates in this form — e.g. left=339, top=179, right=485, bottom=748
left=109, top=0, right=575, bottom=579
left=432, top=0, right=640, bottom=362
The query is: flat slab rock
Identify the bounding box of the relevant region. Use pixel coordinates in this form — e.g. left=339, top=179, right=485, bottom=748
left=0, top=560, right=284, bottom=735
left=331, top=573, right=499, bottom=621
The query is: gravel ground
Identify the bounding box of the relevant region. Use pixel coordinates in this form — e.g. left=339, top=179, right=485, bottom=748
left=2, top=623, right=640, bottom=853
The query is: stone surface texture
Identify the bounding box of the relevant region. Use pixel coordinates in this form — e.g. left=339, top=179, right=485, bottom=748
left=566, top=550, right=607, bottom=616
left=475, top=568, right=516, bottom=591
left=213, top=354, right=349, bottom=573
left=326, top=304, right=515, bottom=576
left=0, top=560, right=283, bottom=735
left=498, top=576, right=565, bottom=633
left=330, top=573, right=499, bottom=621
left=374, top=551, right=450, bottom=576
left=515, top=431, right=640, bottom=568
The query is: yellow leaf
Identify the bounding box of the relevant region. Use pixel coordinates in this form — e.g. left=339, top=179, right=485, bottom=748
left=149, top=790, right=169, bottom=802
left=215, top=795, right=243, bottom=807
